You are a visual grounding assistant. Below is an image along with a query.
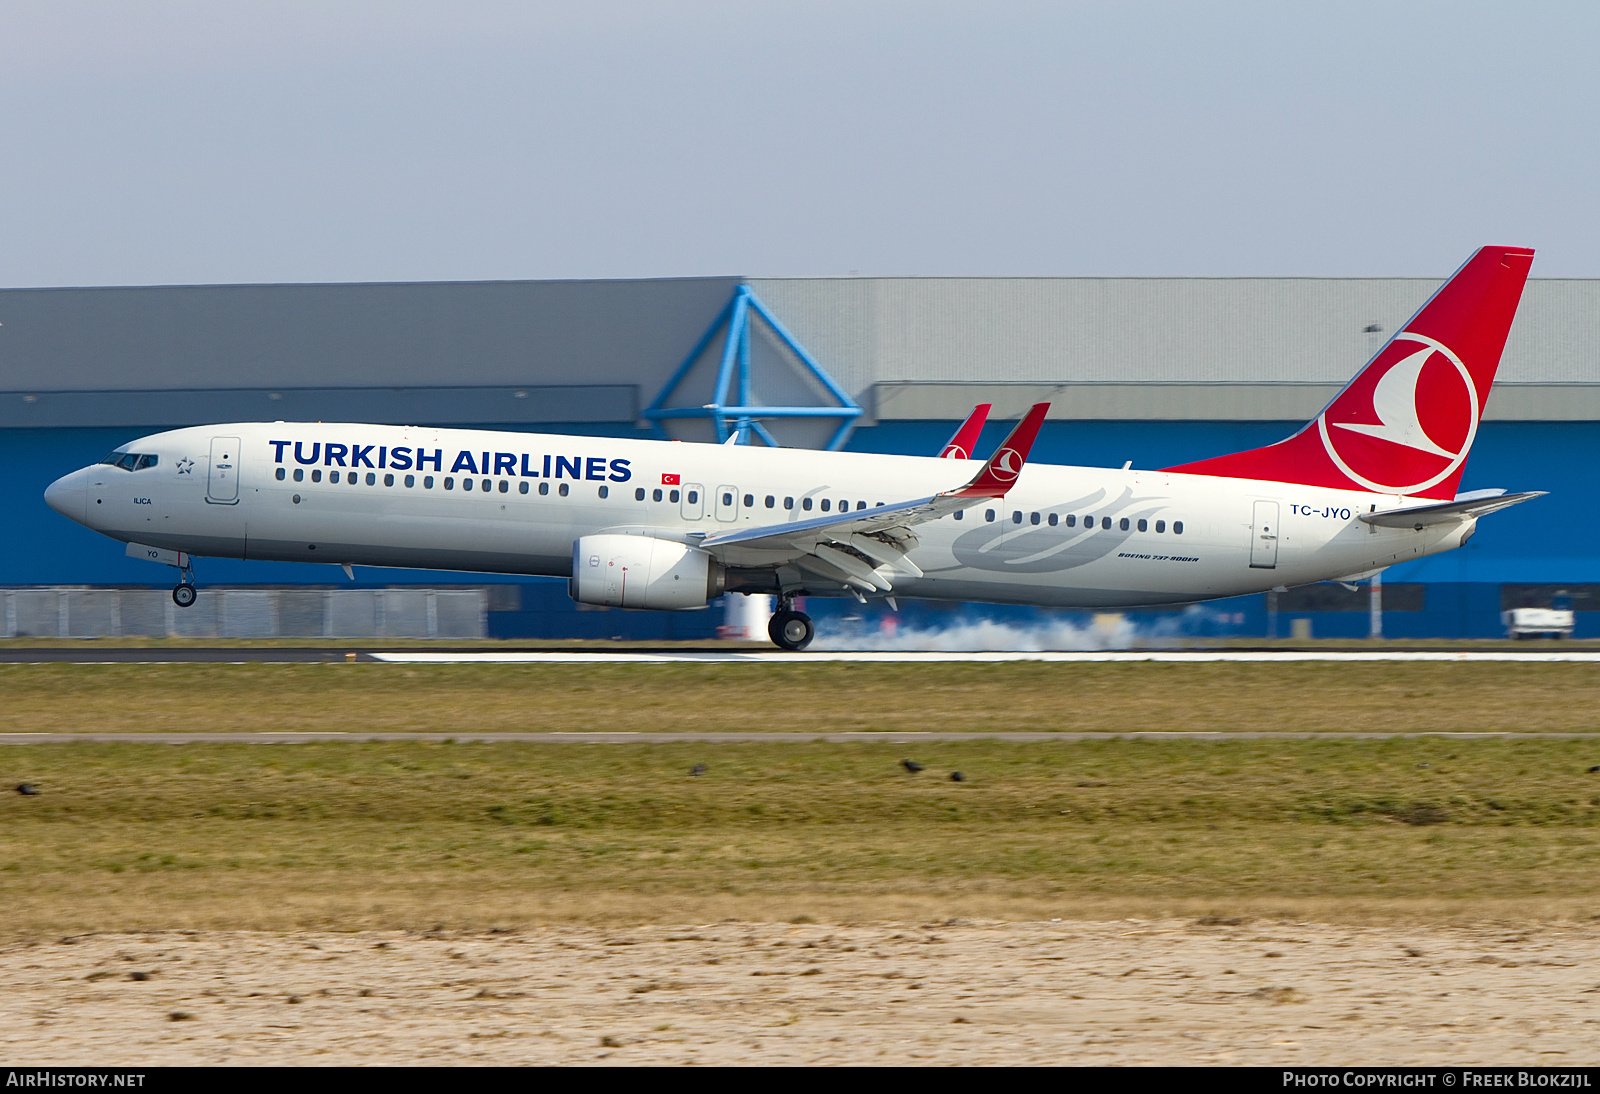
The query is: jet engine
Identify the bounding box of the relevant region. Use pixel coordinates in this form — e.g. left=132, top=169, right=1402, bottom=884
left=569, top=534, right=725, bottom=610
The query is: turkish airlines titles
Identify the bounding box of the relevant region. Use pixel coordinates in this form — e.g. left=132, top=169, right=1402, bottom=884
left=266, top=439, right=634, bottom=483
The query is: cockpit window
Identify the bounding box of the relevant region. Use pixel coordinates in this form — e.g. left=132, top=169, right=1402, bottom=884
left=98, top=452, right=158, bottom=471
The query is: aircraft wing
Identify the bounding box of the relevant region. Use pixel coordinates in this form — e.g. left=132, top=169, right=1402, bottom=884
left=696, top=403, right=1048, bottom=593
left=938, top=403, right=991, bottom=458
left=1358, top=490, right=1546, bottom=529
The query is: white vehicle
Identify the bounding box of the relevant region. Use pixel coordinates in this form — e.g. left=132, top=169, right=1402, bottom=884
left=45, top=246, right=1545, bottom=650
left=1502, top=608, right=1575, bottom=640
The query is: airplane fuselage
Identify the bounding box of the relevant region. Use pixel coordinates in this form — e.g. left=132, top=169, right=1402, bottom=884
left=45, top=422, right=1469, bottom=609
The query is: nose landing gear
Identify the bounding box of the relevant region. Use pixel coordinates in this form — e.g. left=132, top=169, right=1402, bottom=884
left=172, top=560, right=197, bottom=608
left=768, top=596, right=815, bottom=651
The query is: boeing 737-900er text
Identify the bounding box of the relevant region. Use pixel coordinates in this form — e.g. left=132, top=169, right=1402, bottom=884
left=45, top=246, right=1543, bottom=650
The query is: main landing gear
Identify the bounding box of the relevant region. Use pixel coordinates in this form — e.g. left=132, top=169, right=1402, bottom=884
left=768, top=597, right=815, bottom=651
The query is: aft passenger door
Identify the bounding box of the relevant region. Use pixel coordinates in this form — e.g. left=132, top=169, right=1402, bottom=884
left=207, top=436, right=240, bottom=505
left=1250, top=500, right=1279, bottom=569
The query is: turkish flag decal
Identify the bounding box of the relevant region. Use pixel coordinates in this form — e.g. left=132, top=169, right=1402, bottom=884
left=661, top=473, right=680, bottom=485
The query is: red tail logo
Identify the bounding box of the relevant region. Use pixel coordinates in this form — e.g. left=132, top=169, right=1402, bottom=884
left=1164, top=246, right=1534, bottom=500
left=1318, top=332, right=1477, bottom=493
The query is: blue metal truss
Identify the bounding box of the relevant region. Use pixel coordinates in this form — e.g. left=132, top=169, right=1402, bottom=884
left=642, top=285, right=863, bottom=449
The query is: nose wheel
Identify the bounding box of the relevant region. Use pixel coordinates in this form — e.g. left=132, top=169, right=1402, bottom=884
left=768, top=608, right=815, bottom=651
left=172, top=560, right=198, bottom=608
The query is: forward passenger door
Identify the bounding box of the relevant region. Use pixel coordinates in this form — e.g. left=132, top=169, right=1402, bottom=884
left=207, top=436, right=240, bottom=505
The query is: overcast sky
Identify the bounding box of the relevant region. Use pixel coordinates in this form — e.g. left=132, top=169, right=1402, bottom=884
left=1, top=1, right=1596, bottom=286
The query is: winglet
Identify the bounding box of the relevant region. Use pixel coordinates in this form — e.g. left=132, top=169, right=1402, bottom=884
left=939, top=404, right=992, bottom=458
left=945, top=402, right=1049, bottom=498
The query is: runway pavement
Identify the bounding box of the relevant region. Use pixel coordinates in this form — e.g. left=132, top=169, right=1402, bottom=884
left=374, top=649, right=1600, bottom=664
left=5, top=646, right=1600, bottom=664
left=1, top=731, right=1595, bottom=744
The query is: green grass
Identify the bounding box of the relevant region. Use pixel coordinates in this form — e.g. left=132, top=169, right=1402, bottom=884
left=2, top=739, right=1598, bottom=932
left=4, top=660, right=1600, bottom=735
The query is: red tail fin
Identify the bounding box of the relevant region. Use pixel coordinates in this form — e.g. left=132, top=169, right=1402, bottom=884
left=1163, top=246, right=1534, bottom=499
left=939, top=403, right=991, bottom=459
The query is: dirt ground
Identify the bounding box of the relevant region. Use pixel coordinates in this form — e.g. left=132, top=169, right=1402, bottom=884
left=4, top=920, right=1598, bottom=1065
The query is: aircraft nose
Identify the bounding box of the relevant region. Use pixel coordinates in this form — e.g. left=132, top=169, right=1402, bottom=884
left=44, top=470, right=86, bottom=523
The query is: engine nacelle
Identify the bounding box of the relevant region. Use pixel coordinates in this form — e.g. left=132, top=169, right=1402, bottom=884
left=569, top=534, right=724, bottom=610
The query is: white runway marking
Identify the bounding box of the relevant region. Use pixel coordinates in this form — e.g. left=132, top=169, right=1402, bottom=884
left=370, top=650, right=1600, bottom=664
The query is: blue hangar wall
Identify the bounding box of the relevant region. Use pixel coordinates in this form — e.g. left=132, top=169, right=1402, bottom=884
left=4, top=417, right=1587, bottom=640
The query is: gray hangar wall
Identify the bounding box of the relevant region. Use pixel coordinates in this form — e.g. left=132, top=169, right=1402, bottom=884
left=2, top=273, right=1597, bottom=639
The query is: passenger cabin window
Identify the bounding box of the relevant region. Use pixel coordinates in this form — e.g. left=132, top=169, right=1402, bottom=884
left=499, top=480, right=509, bottom=493
left=1155, top=520, right=1165, bottom=532
left=444, top=477, right=454, bottom=489
left=653, top=488, right=663, bottom=501
left=331, top=471, right=341, bottom=484
left=635, top=488, right=646, bottom=501
left=367, top=473, right=377, bottom=486
left=821, top=499, right=831, bottom=512
left=559, top=483, right=570, bottom=497
left=424, top=476, right=434, bottom=488
left=985, top=510, right=995, bottom=522
left=598, top=485, right=608, bottom=498
left=519, top=481, right=530, bottom=494
left=406, top=475, right=416, bottom=488
left=311, top=470, right=322, bottom=483
left=765, top=495, right=775, bottom=508
left=1012, top=511, right=1022, bottom=524
left=802, top=498, right=812, bottom=511
left=1048, top=513, right=1058, bottom=526
left=462, top=478, right=472, bottom=491
left=722, top=492, right=733, bottom=507
left=1101, top=517, right=1112, bottom=530
left=539, top=482, right=549, bottom=495
left=293, top=468, right=304, bottom=482
left=1065, top=514, right=1074, bottom=527
left=744, top=494, right=754, bottom=508
left=1031, top=512, right=1040, bottom=525
left=481, top=478, right=490, bottom=492
left=1137, top=518, right=1147, bottom=532
left=1173, top=521, right=1184, bottom=534
left=954, top=510, right=963, bottom=520
left=784, top=497, right=794, bottom=510
left=686, top=489, right=698, bottom=504
left=1119, top=517, right=1129, bottom=531
left=275, top=467, right=285, bottom=481
left=669, top=489, right=679, bottom=502
left=384, top=473, right=394, bottom=487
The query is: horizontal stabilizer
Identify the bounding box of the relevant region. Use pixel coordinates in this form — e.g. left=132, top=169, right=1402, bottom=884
left=1359, top=490, right=1545, bottom=529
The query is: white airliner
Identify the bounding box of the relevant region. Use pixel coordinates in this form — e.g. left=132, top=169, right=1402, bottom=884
left=45, top=246, right=1543, bottom=649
